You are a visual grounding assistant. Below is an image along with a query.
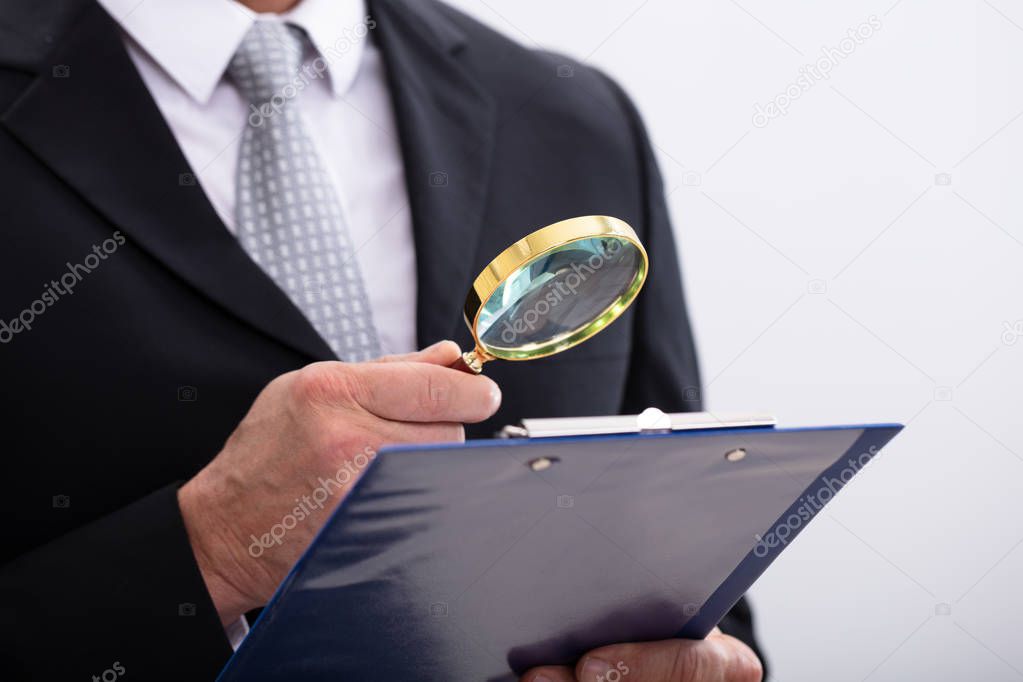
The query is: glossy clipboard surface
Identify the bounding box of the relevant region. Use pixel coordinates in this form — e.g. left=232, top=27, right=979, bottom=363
left=219, top=423, right=902, bottom=681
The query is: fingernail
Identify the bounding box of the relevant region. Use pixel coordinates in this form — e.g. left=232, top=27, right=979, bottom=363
left=488, top=381, right=502, bottom=408
left=533, top=676, right=553, bottom=682
left=581, top=656, right=611, bottom=680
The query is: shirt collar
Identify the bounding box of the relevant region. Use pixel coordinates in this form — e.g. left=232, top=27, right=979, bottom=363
left=96, top=0, right=370, bottom=104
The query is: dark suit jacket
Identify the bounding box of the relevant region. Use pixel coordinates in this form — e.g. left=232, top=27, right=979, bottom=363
left=0, top=0, right=763, bottom=678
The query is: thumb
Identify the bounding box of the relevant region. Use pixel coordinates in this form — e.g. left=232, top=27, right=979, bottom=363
left=372, top=340, right=463, bottom=367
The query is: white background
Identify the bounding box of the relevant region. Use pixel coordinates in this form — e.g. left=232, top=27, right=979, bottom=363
left=444, top=1, right=1023, bottom=680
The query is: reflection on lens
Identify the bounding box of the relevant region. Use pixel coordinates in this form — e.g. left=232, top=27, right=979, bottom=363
left=475, top=236, right=643, bottom=358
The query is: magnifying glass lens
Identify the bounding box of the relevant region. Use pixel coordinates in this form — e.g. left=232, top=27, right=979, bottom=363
left=475, top=236, right=644, bottom=359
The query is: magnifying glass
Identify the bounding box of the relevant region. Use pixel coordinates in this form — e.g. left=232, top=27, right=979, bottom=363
left=454, top=215, right=648, bottom=374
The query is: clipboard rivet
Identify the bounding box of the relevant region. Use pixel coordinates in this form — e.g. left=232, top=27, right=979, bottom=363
left=528, top=456, right=558, bottom=471
left=724, top=448, right=747, bottom=462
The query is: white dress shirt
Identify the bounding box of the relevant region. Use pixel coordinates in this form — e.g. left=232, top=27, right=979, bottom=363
left=95, top=0, right=420, bottom=650
left=97, top=0, right=418, bottom=358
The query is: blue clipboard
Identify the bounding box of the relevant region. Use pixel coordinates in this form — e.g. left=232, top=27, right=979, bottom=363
left=219, top=416, right=902, bottom=681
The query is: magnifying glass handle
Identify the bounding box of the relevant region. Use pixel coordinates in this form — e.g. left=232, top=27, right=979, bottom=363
left=449, top=350, right=485, bottom=375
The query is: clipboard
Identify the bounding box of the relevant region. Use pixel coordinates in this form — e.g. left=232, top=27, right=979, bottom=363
left=218, top=412, right=902, bottom=681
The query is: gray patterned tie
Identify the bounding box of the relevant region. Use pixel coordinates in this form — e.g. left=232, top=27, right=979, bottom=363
left=228, top=21, right=382, bottom=361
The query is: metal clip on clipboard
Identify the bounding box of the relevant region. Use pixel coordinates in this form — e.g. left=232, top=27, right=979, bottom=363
left=499, top=409, right=777, bottom=439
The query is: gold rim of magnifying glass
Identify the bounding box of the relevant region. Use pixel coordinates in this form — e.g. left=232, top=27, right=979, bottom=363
left=462, top=215, right=648, bottom=368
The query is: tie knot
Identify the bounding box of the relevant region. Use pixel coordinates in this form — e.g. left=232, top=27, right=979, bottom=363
left=228, top=21, right=305, bottom=105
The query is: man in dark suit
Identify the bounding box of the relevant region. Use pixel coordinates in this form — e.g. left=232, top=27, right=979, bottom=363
left=0, top=0, right=764, bottom=679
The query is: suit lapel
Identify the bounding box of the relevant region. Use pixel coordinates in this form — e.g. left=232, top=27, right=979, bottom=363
left=0, top=1, right=334, bottom=361
left=371, top=0, right=497, bottom=348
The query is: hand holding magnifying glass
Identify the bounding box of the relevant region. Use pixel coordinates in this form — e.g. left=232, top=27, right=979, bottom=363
left=452, top=216, right=648, bottom=374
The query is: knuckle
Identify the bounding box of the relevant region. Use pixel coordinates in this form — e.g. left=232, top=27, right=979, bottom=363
left=291, top=362, right=361, bottom=408
left=693, top=637, right=761, bottom=682
left=669, top=642, right=700, bottom=681
left=413, top=366, right=447, bottom=419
